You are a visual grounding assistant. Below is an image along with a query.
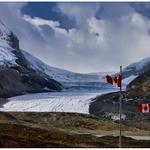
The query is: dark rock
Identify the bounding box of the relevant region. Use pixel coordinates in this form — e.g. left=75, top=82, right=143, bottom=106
left=89, top=92, right=150, bottom=122
left=0, top=97, right=8, bottom=108
left=0, top=68, right=62, bottom=98
left=126, top=69, right=150, bottom=98
left=7, top=32, right=19, bottom=50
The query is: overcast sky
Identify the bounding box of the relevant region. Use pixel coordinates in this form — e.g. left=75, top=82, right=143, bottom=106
left=0, top=2, right=150, bottom=73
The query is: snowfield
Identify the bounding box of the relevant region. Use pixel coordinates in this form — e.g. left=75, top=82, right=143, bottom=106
left=124, top=57, right=150, bottom=72
left=0, top=89, right=118, bottom=113
left=22, top=50, right=108, bottom=83
left=0, top=46, right=17, bottom=67
left=0, top=20, right=10, bottom=48
left=0, top=21, right=17, bottom=67
left=122, top=75, right=138, bottom=88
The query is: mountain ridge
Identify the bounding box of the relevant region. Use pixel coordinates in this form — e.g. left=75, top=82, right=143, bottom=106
left=0, top=20, right=62, bottom=98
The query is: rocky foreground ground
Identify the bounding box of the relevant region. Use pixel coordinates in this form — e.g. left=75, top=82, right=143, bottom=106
left=0, top=112, right=149, bottom=148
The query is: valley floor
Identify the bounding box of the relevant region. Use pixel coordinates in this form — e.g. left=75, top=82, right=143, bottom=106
left=0, top=112, right=150, bottom=148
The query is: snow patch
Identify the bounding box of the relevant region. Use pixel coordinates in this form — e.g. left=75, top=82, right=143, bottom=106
left=122, top=75, right=138, bottom=85
left=0, top=46, right=17, bottom=67
left=0, top=20, right=12, bottom=48
left=124, top=57, right=150, bottom=72
left=105, top=112, right=126, bottom=121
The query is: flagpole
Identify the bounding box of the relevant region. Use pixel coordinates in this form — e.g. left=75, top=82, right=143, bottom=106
left=119, top=65, right=122, bottom=148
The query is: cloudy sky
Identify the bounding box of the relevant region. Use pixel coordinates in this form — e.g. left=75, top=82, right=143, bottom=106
left=0, top=2, right=150, bottom=73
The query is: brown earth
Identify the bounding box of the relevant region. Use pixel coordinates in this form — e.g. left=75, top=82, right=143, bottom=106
left=0, top=112, right=149, bottom=148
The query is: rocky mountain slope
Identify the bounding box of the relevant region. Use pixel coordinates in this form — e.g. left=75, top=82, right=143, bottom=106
left=0, top=21, right=62, bottom=98
left=122, top=57, right=150, bottom=98
left=126, top=68, right=150, bottom=98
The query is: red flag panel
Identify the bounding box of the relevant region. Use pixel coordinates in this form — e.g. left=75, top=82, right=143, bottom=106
left=113, top=76, right=118, bottom=84
left=138, top=103, right=150, bottom=113
left=106, top=75, right=122, bottom=87
left=138, top=103, right=142, bottom=112
left=106, top=75, right=113, bottom=85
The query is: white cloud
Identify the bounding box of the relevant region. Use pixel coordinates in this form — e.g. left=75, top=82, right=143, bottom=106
left=24, top=15, right=60, bottom=29
left=57, top=2, right=101, bottom=28
left=56, top=3, right=150, bottom=72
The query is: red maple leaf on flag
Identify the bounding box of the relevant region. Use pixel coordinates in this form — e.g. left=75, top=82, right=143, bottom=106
left=138, top=103, right=150, bottom=113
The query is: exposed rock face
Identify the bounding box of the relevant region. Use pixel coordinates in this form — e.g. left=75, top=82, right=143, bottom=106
left=0, top=69, right=62, bottom=98
left=0, top=21, right=62, bottom=98
left=7, top=32, right=19, bottom=50
left=89, top=92, right=150, bottom=122
left=126, top=69, right=150, bottom=98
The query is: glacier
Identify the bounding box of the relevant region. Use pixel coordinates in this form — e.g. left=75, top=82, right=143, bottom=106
left=0, top=89, right=119, bottom=113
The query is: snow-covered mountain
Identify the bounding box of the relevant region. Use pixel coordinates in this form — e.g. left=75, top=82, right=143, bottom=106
left=23, top=49, right=140, bottom=91
left=0, top=20, right=11, bottom=47
left=23, top=50, right=105, bottom=82
left=122, top=57, right=150, bottom=78
left=23, top=50, right=115, bottom=91
left=114, top=57, right=150, bottom=88
left=0, top=20, right=62, bottom=98
left=0, top=20, right=34, bottom=70
left=0, top=21, right=18, bottom=67
left=23, top=48, right=145, bottom=90
left=0, top=45, right=17, bottom=67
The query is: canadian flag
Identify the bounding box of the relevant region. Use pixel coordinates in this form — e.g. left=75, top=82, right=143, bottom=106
left=138, top=103, right=150, bottom=113
left=106, top=75, right=122, bottom=87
